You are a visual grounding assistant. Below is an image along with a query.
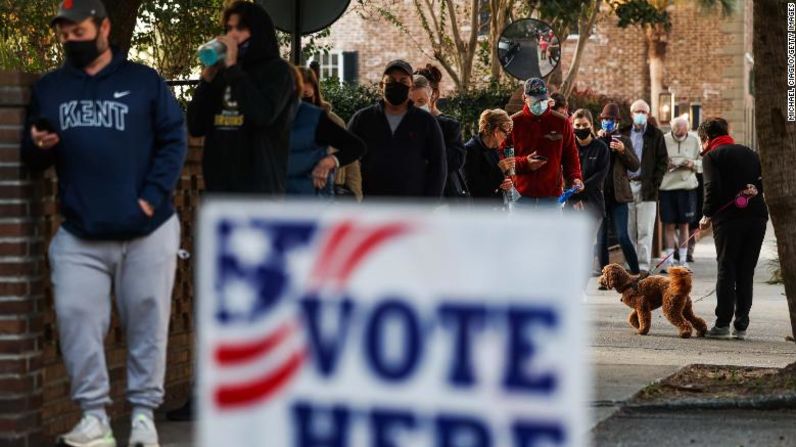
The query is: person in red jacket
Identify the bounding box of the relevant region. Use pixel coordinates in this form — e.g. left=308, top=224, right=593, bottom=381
left=505, top=77, right=583, bottom=207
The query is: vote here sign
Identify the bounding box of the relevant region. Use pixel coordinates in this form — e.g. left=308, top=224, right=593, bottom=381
left=197, top=201, right=592, bottom=447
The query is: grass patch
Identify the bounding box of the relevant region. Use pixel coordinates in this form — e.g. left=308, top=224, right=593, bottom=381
left=632, top=363, right=796, bottom=404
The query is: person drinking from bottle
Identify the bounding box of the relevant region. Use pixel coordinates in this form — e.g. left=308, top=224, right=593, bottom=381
left=464, top=109, right=515, bottom=203
left=187, top=1, right=296, bottom=195
left=505, top=77, right=583, bottom=208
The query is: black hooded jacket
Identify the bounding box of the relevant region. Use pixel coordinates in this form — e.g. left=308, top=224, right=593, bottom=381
left=187, top=3, right=296, bottom=194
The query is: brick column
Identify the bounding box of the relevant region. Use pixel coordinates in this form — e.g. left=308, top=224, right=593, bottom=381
left=0, top=71, right=45, bottom=447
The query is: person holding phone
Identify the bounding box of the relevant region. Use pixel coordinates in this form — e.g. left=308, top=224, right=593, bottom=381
left=504, top=78, right=583, bottom=208
left=21, top=1, right=187, bottom=445
left=595, top=103, right=641, bottom=276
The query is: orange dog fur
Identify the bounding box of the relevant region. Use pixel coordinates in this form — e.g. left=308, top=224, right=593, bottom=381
left=598, top=264, right=707, bottom=338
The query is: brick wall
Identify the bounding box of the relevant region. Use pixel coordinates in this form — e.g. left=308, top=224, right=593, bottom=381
left=0, top=71, right=199, bottom=445
left=328, top=1, right=458, bottom=91
left=330, top=2, right=752, bottom=144
left=557, top=2, right=749, bottom=142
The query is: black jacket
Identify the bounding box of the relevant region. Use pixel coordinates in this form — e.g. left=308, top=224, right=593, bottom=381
left=620, top=124, right=668, bottom=201
left=574, top=137, right=611, bottom=218
left=187, top=3, right=296, bottom=194
left=437, top=114, right=469, bottom=199
left=348, top=102, right=447, bottom=198
left=464, top=136, right=504, bottom=201
left=702, top=144, right=768, bottom=227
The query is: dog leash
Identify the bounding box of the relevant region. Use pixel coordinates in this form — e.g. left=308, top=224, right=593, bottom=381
left=649, top=230, right=702, bottom=275
left=649, top=186, right=759, bottom=275
left=692, top=287, right=716, bottom=303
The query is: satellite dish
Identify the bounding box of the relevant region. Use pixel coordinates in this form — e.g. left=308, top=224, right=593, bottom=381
left=257, top=0, right=351, bottom=35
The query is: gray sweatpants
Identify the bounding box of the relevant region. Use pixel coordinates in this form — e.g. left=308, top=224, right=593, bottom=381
left=48, top=215, right=180, bottom=411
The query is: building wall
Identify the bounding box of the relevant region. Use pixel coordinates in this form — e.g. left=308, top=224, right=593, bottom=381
left=325, top=1, right=465, bottom=92
left=558, top=2, right=750, bottom=143
left=330, top=1, right=754, bottom=145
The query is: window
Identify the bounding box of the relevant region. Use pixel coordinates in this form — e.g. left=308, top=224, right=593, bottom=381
left=313, top=51, right=342, bottom=80
left=309, top=51, right=358, bottom=83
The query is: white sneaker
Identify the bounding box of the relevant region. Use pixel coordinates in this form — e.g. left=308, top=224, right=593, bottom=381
left=128, top=414, right=160, bottom=447
left=58, top=414, right=116, bottom=447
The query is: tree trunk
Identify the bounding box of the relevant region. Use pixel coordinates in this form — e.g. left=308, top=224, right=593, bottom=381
left=489, top=0, right=508, bottom=80
left=560, top=0, right=600, bottom=98
left=102, top=0, right=144, bottom=55
left=646, top=25, right=667, bottom=120
left=754, top=0, right=796, bottom=341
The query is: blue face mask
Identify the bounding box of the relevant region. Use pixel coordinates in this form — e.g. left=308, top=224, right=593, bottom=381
left=601, top=120, right=616, bottom=132
left=530, top=99, right=548, bottom=116
left=633, top=113, right=648, bottom=126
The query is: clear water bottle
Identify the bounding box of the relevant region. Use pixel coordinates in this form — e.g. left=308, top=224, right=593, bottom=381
left=502, top=146, right=516, bottom=176
left=197, top=39, right=227, bottom=67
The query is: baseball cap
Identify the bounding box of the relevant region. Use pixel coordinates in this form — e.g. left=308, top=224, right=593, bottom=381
left=524, top=77, right=549, bottom=100
left=51, top=0, right=108, bottom=27
left=383, top=60, right=413, bottom=77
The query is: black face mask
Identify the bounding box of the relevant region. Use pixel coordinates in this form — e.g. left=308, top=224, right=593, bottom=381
left=574, top=127, right=592, bottom=140
left=64, top=37, right=102, bottom=69
left=301, top=96, right=314, bottom=103
left=238, top=39, right=251, bottom=60
left=384, top=82, right=410, bottom=106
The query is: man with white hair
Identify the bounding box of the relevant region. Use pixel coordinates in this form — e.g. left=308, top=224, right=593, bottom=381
left=659, top=116, right=702, bottom=270
left=620, top=99, right=668, bottom=271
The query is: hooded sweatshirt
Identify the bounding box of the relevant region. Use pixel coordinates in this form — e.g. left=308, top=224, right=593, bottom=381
left=21, top=49, right=187, bottom=240
left=187, top=3, right=297, bottom=194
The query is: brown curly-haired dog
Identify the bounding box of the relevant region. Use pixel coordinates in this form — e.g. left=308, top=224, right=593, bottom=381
left=598, top=264, right=707, bottom=338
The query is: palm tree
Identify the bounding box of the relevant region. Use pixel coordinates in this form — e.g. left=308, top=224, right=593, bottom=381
left=754, top=0, right=796, bottom=342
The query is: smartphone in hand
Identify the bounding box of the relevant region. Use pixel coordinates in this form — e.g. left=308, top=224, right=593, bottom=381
left=33, top=117, right=57, bottom=133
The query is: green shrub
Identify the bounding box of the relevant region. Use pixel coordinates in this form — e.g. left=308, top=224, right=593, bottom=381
left=319, top=78, right=382, bottom=124
left=567, top=86, right=633, bottom=128
left=440, top=82, right=517, bottom=140
left=321, top=78, right=517, bottom=140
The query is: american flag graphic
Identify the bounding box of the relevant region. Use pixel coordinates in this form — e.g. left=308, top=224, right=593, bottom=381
left=210, top=218, right=410, bottom=409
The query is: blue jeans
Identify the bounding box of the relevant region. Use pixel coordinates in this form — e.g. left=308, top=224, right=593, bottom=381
left=597, top=202, right=640, bottom=273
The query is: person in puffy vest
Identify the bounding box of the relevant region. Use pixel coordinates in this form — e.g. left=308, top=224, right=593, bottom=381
left=287, top=65, right=365, bottom=198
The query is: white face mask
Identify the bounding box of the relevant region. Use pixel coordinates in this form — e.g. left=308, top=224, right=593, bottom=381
left=417, top=104, right=430, bottom=112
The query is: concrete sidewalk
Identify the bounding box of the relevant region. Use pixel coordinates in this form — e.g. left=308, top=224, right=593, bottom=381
left=587, top=222, right=796, bottom=443
left=145, top=223, right=795, bottom=447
